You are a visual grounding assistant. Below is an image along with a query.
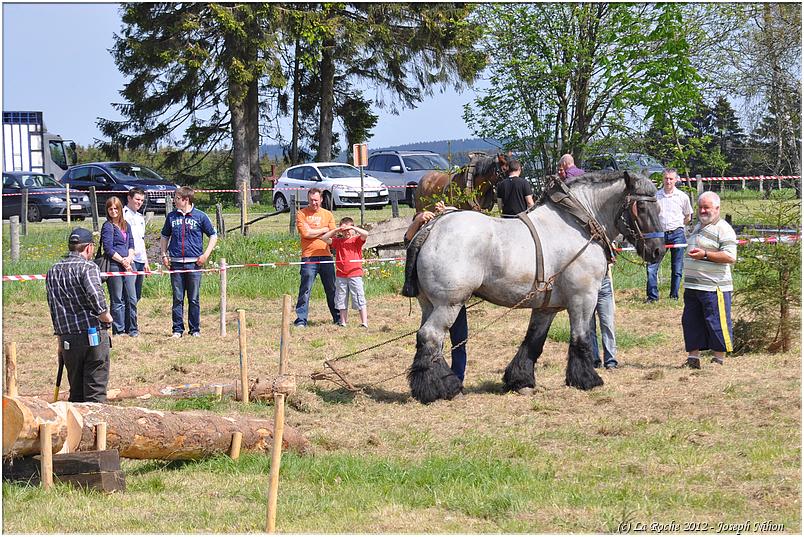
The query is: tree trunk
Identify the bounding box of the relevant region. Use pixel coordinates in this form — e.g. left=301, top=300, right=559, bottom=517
left=3, top=396, right=309, bottom=460
left=230, top=78, right=251, bottom=208
left=247, top=75, right=262, bottom=203
left=316, top=37, right=336, bottom=162
left=290, top=37, right=302, bottom=165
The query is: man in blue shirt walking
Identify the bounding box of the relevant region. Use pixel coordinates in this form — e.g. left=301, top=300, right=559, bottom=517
left=159, top=186, right=218, bottom=338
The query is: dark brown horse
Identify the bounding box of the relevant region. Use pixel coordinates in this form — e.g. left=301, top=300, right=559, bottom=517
left=414, top=152, right=510, bottom=213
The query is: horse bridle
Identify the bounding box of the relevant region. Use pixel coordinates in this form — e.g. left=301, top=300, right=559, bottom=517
left=461, top=155, right=507, bottom=210
left=617, top=194, right=663, bottom=256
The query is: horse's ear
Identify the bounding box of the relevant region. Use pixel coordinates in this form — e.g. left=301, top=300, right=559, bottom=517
left=623, top=170, right=637, bottom=191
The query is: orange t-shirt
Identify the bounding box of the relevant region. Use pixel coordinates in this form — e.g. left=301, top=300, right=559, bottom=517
left=297, top=207, right=335, bottom=257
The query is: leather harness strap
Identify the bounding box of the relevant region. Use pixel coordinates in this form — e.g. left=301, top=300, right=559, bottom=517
left=516, top=211, right=552, bottom=307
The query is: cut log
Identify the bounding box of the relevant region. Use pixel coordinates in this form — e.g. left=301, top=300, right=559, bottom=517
left=3, top=396, right=309, bottom=460
left=32, top=379, right=276, bottom=403
left=363, top=216, right=412, bottom=249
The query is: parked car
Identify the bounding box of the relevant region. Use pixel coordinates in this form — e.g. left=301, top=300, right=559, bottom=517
left=582, top=153, right=665, bottom=176
left=273, top=162, right=389, bottom=211
left=2, top=171, right=90, bottom=222
left=59, top=162, right=178, bottom=213
left=365, top=150, right=451, bottom=207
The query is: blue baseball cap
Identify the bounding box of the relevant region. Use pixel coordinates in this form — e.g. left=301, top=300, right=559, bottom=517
left=68, top=227, right=94, bottom=245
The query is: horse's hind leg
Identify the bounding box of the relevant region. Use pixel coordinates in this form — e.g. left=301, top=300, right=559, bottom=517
left=408, top=304, right=464, bottom=404
left=565, top=303, right=604, bottom=390
left=503, top=309, right=556, bottom=392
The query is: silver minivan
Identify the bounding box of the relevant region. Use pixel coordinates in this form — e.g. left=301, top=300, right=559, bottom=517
left=365, top=150, right=450, bottom=207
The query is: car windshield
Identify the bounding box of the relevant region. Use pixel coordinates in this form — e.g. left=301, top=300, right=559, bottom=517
left=108, top=163, right=164, bottom=181
left=317, top=165, right=360, bottom=179
left=17, top=174, right=61, bottom=188
left=402, top=154, right=449, bottom=171
left=619, top=154, right=663, bottom=170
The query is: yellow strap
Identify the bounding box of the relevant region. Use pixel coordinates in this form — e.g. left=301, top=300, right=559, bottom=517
left=716, top=287, right=733, bottom=353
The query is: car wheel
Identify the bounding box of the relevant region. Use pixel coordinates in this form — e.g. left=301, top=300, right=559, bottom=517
left=273, top=193, right=288, bottom=212
left=405, top=183, right=417, bottom=208
left=27, top=204, right=42, bottom=222
left=323, top=191, right=335, bottom=211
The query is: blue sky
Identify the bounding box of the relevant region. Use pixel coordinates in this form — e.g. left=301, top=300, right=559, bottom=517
left=2, top=3, right=479, bottom=149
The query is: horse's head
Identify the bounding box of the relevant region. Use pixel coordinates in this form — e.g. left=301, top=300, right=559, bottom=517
left=616, top=171, right=664, bottom=264
left=463, top=153, right=509, bottom=210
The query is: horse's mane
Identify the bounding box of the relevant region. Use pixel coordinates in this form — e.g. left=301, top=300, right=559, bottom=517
left=534, top=170, right=656, bottom=207
left=467, top=154, right=501, bottom=179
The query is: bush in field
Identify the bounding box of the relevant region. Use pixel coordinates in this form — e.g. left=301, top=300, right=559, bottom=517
left=731, top=197, right=800, bottom=354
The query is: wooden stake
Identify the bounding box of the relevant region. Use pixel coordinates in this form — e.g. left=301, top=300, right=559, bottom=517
left=219, top=257, right=228, bottom=337
left=39, top=423, right=53, bottom=490
left=88, top=186, right=99, bottom=232
left=66, top=183, right=71, bottom=224
left=237, top=309, right=249, bottom=403
left=229, top=431, right=243, bottom=460
left=9, top=216, right=20, bottom=262
left=280, top=295, right=291, bottom=375
left=21, top=188, right=28, bottom=236
left=94, top=422, right=107, bottom=451
left=4, top=341, right=18, bottom=397
left=265, top=392, right=286, bottom=533
left=214, top=385, right=223, bottom=401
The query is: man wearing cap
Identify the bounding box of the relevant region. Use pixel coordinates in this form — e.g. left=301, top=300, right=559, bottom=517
left=46, top=227, right=114, bottom=402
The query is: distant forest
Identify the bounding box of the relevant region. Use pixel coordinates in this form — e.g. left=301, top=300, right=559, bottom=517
left=260, top=138, right=503, bottom=166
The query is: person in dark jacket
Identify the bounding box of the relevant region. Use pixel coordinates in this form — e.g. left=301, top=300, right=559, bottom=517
left=159, top=186, right=218, bottom=338
left=496, top=159, right=535, bottom=216
left=101, top=196, right=136, bottom=336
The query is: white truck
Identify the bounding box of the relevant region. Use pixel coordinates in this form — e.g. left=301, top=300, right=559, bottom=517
left=3, top=111, right=77, bottom=181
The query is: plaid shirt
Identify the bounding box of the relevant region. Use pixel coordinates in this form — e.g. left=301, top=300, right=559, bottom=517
left=46, top=252, right=109, bottom=335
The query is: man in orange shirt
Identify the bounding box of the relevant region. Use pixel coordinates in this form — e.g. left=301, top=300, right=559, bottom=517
left=294, top=188, right=340, bottom=327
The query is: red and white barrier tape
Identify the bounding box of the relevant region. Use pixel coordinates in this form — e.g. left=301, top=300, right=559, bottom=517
left=617, top=235, right=799, bottom=252
left=2, top=256, right=405, bottom=282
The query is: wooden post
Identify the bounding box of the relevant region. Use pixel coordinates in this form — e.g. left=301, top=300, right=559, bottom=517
left=229, top=431, right=243, bottom=460
left=241, top=182, right=249, bottom=236
left=214, top=385, right=223, bottom=401
left=89, top=186, right=100, bottom=232
left=39, top=423, right=53, bottom=490
left=289, top=195, right=297, bottom=235
left=237, top=309, right=249, bottom=404
left=741, top=177, right=746, bottom=190
left=66, top=183, right=72, bottom=224
left=21, top=188, right=28, bottom=236
left=165, top=194, right=173, bottom=215
left=4, top=341, right=18, bottom=397
left=219, top=257, right=228, bottom=337
left=9, top=216, right=20, bottom=262
left=759, top=175, right=765, bottom=194
left=695, top=174, right=703, bottom=197
left=94, top=422, right=107, bottom=451
left=390, top=196, right=399, bottom=218
left=144, top=211, right=155, bottom=226
left=280, top=295, right=291, bottom=374
left=266, top=294, right=293, bottom=533
left=215, top=203, right=226, bottom=238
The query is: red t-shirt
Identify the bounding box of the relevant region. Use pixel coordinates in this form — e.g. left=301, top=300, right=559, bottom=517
left=330, top=235, right=366, bottom=278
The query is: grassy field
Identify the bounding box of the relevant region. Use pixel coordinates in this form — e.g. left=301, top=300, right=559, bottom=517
left=1, top=195, right=800, bottom=533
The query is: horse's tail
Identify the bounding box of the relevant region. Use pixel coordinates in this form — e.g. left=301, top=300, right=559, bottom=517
left=401, top=222, right=434, bottom=297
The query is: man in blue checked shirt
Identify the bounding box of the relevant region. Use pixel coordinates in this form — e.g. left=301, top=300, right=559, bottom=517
left=159, top=186, right=218, bottom=338
left=46, top=227, right=114, bottom=402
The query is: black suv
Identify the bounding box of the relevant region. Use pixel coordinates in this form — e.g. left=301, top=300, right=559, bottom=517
left=2, top=171, right=90, bottom=222
left=60, top=162, right=178, bottom=213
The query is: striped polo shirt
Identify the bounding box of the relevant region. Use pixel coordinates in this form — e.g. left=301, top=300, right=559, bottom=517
left=683, top=218, right=738, bottom=291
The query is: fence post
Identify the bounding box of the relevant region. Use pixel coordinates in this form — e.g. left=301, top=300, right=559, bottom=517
left=289, top=195, right=297, bottom=235
left=237, top=309, right=249, bottom=403
left=65, top=183, right=71, bottom=224
left=89, top=186, right=99, bottom=232
left=40, top=423, right=53, bottom=490
left=696, top=174, right=703, bottom=197
left=390, top=196, right=399, bottom=218
left=165, top=193, right=173, bottom=215
left=20, top=188, right=28, bottom=236
left=216, top=203, right=226, bottom=238
left=4, top=340, right=18, bottom=397
left=741, top=177, right=746, bottom=190
left=240, top=182, right=248, bottom=236
left=219, top=257, right=227, bottom=337
left=759, top=175, right=764, bottom=193
left=10, top=216, right=20, bottom=262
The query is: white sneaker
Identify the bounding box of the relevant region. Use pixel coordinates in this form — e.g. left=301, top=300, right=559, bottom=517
left=171, top=332, right=182, bottom=339
left=190, top=332, right=201, bottom=337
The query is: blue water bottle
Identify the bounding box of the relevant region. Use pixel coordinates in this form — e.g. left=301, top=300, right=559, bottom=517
left=88, top=327, right=100, bottom=347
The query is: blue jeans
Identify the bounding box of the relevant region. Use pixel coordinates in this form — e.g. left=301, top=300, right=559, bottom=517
left=106, top=260, right=138, bottom=335
left=123, top=261, right=145, bottom=334
left=646, top=227, right=686, bottom=300
left=294, top=256, right=339, bottom=326
left=590, top=275, right=617, bottom=367
left=170, top=261, right=202, bottom=335
left=449, top=306, right=468, bottom=382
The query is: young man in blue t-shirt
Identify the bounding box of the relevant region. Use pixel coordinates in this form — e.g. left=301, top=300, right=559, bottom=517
left=159, top=186, right=218, bottom=338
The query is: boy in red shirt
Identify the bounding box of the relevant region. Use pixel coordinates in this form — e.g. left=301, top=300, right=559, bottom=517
left=322, top=217, right=369, bottom=327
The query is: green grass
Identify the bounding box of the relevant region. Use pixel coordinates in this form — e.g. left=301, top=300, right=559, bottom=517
left=3, top=418, right=798, bottom=533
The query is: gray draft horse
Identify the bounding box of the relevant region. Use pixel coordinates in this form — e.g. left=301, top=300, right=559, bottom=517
left=402, top=170, right=665, bottom=403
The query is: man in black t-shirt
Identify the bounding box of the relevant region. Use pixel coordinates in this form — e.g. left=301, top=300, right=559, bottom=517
left=496, top=159, right=534, bottom=216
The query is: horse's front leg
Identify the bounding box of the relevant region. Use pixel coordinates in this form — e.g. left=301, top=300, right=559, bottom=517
left=408, top=304, right=464, bottom=404
left=565, top=299, right=604, bottom=390
left=503, top=309, right=557, bottom=392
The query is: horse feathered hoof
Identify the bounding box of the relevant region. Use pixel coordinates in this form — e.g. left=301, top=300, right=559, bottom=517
left=408, top=359, right=462, bottom=404
left=565, top=337, right=605, bottom=390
